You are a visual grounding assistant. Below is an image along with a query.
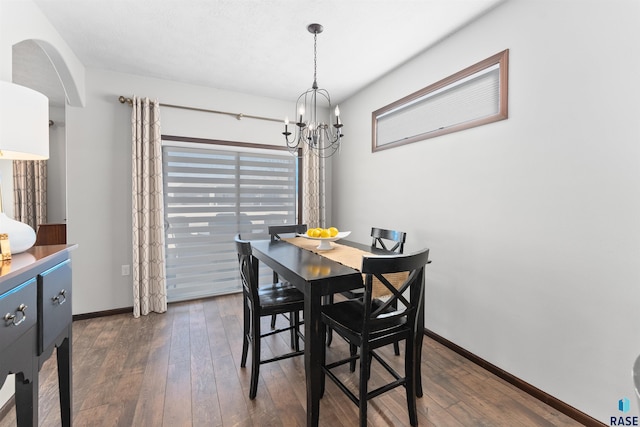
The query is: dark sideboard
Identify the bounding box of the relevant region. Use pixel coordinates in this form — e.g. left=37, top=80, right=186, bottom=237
left=0, top=244, right=77, bottom=426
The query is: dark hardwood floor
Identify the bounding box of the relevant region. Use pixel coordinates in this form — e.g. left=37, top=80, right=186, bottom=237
left=0, top=293, right=584, bottom=426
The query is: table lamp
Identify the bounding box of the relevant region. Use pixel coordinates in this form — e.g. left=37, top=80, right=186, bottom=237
left=0, top=81, right=49, bottom=254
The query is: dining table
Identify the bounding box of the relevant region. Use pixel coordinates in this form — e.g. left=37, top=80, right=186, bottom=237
left=250, top=237, right=425, bottom=427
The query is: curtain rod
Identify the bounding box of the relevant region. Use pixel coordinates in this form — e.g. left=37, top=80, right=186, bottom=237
left=118, top=96, right=282, bottom=124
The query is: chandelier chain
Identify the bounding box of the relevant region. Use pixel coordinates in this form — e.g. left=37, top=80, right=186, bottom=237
left=313, top=32, right=318, bottom=87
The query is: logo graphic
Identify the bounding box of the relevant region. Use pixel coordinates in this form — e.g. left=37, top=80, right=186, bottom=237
left=611, top=397, right=638, bottom=426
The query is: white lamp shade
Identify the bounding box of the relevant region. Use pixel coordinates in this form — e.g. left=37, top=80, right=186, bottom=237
left=0, top=81, right=49, bottom=160
left=0, top=81, right=50, bottom=254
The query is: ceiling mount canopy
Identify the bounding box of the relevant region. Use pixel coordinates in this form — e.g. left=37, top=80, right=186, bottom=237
left=283, top=23, right=343, bottom=158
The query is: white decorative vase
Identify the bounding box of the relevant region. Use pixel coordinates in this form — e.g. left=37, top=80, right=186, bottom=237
left=0, top=213, right=36, bottom=254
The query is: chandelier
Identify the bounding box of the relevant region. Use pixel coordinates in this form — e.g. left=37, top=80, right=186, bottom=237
left=283, top=23, right=343, bottom=157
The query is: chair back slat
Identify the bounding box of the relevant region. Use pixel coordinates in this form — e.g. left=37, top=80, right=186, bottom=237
left=371, top=227, right=407, bottom=254
left=269, top=224, right=308, bottom=242
left=267, top=225, right=308, bottom=285
left=235, top=235, right=260, bottom=305
left=361, top=249, right=429, bottom=333
left=370, top=270, right=415, bottom=316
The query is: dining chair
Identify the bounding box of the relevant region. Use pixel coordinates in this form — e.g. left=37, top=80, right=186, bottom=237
left=328, top=227, right=407, bottom=356
left=267, top=224, right=308, bottom=329
left=235, top=235, right=305, bottom=399
left=320, top=248, right=430, bottom=427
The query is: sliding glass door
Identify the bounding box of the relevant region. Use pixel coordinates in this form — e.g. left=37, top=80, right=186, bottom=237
left=162, top=139, right=300, bottom=302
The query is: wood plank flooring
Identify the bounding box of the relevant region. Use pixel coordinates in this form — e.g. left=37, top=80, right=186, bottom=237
left=0, top=293, right=584, bottom=426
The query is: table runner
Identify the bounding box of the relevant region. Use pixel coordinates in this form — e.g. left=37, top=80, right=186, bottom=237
left=282, top=237, right=408, bottom=298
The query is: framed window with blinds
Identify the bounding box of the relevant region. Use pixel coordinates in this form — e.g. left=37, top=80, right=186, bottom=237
left=161, top=137, right=301, bottom=302
left=372, top=49, right=509, bottom=152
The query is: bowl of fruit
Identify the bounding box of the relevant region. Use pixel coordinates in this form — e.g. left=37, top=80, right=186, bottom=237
left=298, top=227, right=351, bottom=250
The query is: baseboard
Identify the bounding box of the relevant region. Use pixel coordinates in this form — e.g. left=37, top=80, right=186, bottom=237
left=0, top=395, right=14, bottom=420
left=72, top=306, right=133, bottom=321
left=424, top=329, right=605, bottom=427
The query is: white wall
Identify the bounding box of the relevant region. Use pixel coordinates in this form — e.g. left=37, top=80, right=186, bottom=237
left=47, top=105, right=67, bottom=223
left=66, top=68, right=300, bottom=314
left=333, top=0, right=640, bottom=423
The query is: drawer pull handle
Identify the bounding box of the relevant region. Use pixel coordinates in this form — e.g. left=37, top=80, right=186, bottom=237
left=52, top=289, right=67, bottom=305
left=3, top=303, right=28, bottom=326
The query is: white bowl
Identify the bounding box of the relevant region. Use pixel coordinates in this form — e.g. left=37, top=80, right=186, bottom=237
left=296, top=231, right=351, bottom=250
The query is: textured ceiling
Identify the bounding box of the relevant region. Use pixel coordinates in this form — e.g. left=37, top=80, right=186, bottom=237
left=16, top=0, right=506, bottom=107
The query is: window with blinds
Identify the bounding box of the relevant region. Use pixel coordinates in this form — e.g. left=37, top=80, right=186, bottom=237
left=162, top=140, right=299, bottom=302
left=372, top=49, right=509, bottom=152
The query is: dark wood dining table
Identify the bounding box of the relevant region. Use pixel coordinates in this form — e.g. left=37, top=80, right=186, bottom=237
left=250, top=238, right=425, bottom=427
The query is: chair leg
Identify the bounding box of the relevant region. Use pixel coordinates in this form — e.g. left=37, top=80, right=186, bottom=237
left=349, top=344, right=357, bottom=372
left=416, top=355, right=423, bottom=398
left=293, top=311, right=300, bottom=351
left=359, top=342, right=370, bottom=427
left=249, top=312, right=261, bottom=400
left=320, top=321, right=326, bottom=398
left=405, top=337, right=418, bottom=426
left=289, top=311, right=296, bottom=349
left=271, top=272, right=279, bottom=329
left=392, top=299, right=400, bottom=356
left=324, top=294, right=333, bottom=346
left=416, top=315, right=424, bottom=397
left=241, top=300, right=250, bottom=367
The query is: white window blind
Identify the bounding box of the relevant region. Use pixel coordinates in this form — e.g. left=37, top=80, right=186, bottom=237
left=373, top=49, right=508, bottom=152
left=162, top=142, right=298, bottom=302
left=376, top=66, right=500, bottom=146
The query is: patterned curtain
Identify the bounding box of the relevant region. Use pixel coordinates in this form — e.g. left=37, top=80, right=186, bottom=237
left=131, top=96, right=167, bottom=318
left=302, top=149, right=326, bottom=228
left=13, top=160, right=47, bottom=229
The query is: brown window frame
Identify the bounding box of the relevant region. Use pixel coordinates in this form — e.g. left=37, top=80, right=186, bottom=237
left=372, top=49, right=509, bottom=152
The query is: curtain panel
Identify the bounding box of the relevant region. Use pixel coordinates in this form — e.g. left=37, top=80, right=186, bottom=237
left=131, top=96, right=167, bottom=318
left=302, top=149, right=326, bottom=228
left=13, top=159, right=47, bottom=229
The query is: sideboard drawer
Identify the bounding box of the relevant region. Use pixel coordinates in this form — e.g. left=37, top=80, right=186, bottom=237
left=0, top=277, right=37, bottom=354
left=38, top=259, right=72, bottom=354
